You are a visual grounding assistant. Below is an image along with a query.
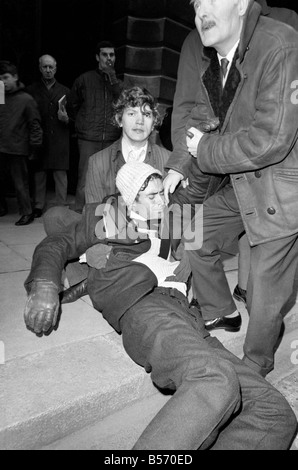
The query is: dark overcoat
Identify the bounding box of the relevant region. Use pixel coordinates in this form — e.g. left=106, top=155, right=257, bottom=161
left=26, top=80, right=70, bottom=170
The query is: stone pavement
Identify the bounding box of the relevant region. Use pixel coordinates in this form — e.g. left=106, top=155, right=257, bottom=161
left=0, top=196, right=297, bottom=450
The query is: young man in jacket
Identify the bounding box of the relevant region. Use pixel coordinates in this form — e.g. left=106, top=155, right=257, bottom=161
left=26, top=55, right=70, bottom=218
left=23, top=161, right=297, bottom=450
left=67, top=41, right=123, bottom=213
left=0, top=61, right=43, bottom=225
left=43, top=86, right=170, bottom=302
left=164, top=0, right=298, bottom=377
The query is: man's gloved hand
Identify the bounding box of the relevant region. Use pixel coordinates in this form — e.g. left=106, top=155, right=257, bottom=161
left=24, top=280, right=60, bottom=335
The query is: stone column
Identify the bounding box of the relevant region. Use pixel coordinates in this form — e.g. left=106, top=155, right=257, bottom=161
left=111, top=0, right=194, bottom=115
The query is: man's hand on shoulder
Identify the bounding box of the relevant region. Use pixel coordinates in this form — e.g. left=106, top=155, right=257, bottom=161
left=24, top=280, right=60, bottom=336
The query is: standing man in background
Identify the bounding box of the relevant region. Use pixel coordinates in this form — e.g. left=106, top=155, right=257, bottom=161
left=0, top=60, right=42, bottom=225
left=67, top=41, right=123, bottom=213
left=27, top=55, right=70, bottom=218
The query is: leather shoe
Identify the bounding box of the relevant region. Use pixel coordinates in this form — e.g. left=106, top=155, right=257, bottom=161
left=60, top=279, right=88, bottom=304
left=15, top=214, right=35, bottom=226
left=205, top=313, right=242, bottom=332
left=233, top=284, right=247, bottom=305
left=33, top=208, right=43, bottom=218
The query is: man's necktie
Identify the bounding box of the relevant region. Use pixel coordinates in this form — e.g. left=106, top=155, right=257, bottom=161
left=220, top=58, right=229, bottom=88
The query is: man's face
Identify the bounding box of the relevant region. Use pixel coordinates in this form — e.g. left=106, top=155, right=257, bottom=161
left=120, top=104, right=155, bottom=146
left=39, top=56, right=57, bottom=81
left=192, top=0, right=245, bottom=56
left=96, top=48, right=116, bottom=70
left=0, top=73, right=18, bottom=93
left=132, top=178, right=166, bottom=220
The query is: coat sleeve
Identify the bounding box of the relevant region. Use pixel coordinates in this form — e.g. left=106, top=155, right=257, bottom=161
left=24, top=204, right=105, bottom=293
left=165, top=30, right=203, bottom=178
left=197, top=42, right=298, bottom=174
left=25, top=96, right=43, bottom=149
left=85, top=153, right=105, bottom=203
left=66, top=76, right=83, bottom=121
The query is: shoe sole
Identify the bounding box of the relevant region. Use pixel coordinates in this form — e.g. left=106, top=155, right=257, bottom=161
left=205, top=325, right=241, bottom=332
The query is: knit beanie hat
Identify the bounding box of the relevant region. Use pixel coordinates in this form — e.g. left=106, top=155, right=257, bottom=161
left=116, top=161, right=162, bottom=208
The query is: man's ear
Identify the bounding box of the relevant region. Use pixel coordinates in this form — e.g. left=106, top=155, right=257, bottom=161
left=115, top=114, right=122, bottom=127
left=238, top=0, right=250, bottom=16
left=95, top=54, right=100, bottom=63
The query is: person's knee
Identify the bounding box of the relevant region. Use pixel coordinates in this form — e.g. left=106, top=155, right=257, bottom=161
left=182, top=356, right=240, bottom=413
left=43, top=206, right=74, bottom=235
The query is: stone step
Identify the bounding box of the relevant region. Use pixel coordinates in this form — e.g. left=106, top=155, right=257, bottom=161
left=0, top=332, right=155, bottom=450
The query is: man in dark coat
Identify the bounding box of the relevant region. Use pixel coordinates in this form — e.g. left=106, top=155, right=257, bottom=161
left=164, top=0, right=298, bottom=377
left=0, top=60, right=42, bottom=225
left=67, top=40, right=123, bottom=213
left=23, top=161, right=297, bottom=450
left=27, top=55, right=70, bottom=218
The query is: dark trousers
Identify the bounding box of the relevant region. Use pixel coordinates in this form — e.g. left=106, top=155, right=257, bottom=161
left=187, top=182, right=298, bottom=376
left=34, top=170, right=68, bottom=210
left=74, top=139, right=113, bottom=212
left=120, top=288, right=297, bottom=450
left=0, top=152, right=32, bottom=215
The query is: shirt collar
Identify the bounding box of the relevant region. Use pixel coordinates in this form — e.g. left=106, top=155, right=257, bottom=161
left=121, top=136, right=148, bottom=163
left=217, top=39, right=240, bottom=65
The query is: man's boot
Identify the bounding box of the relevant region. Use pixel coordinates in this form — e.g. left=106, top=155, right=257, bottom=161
left=60, top=279, right=88, bottom=304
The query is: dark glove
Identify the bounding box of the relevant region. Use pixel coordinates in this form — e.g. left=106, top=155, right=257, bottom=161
left=24, top=280, right=60, bottom=335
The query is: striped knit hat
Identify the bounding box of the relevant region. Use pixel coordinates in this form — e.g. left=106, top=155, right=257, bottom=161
left=116, top=161, right=162, bottom=208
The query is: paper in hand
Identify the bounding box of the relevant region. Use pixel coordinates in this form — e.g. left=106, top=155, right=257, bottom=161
left=58, top=94, right=66, bottom=110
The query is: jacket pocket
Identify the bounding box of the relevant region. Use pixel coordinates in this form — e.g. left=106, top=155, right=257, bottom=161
left=273, top=169, right=298, bottom=230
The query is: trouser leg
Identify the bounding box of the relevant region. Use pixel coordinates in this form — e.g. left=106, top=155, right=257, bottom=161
left=120, top=290, right=241, bottom=450
left=206, top=336, right=297, bottom=450
left=243, top=234, right=298, bottom=376
left=185, top=183, right=244, bottom=320
left=34, top=170, right=47, bottom=210
left=53, top=170, right=68, bottom=205
left=0, top=153, right=8, bottom=211
left=10, top=155, right=32, bottom=215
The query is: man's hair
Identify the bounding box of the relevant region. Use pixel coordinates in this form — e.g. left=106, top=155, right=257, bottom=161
left=39, top=54, right=57, bottom=67
left=112, top=86, right=162, bottom=129
left=135, top=173, right=163, bottom=201
left=95, top=40, right=115, bottom=54
left=0, top=60, right=18, bottom=76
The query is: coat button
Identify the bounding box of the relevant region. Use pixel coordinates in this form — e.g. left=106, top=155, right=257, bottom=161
left=255, top=170, right=261, bottom=178
left=267, top=207, right=276, bottom=215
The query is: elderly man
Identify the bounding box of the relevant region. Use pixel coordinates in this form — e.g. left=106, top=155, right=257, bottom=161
left=164, top=0, right=298, bottom=377
left=27, top=55, right=70, bottom=217
left=24, top=161, right=296, bottom=450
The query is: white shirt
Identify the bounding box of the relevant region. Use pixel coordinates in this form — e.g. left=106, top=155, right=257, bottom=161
left=121, top=136, right=147, bottom=163
left=130, top=211, right=187, bottom=296
left=217, top=40, right=240, bottom=87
